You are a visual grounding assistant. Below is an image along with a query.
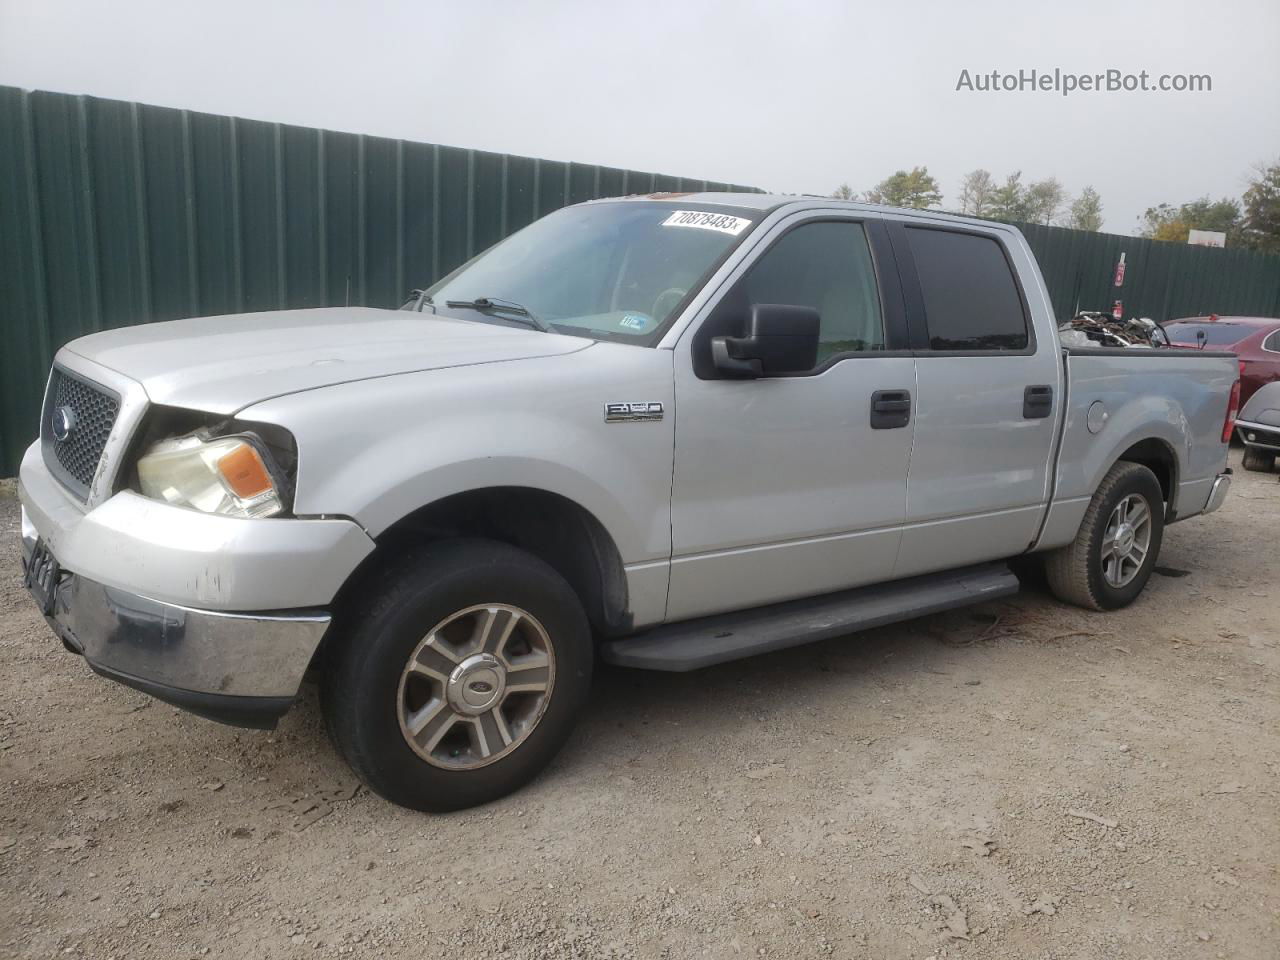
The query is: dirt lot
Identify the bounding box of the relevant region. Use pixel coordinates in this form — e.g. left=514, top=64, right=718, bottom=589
left=1, top=451, right=1277, bottom=960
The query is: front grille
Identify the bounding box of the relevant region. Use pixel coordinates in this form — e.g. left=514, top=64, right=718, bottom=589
left=41, top=367, right=120, bottom=499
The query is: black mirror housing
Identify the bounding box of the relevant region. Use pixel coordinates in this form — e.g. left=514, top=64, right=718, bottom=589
left=711, top=303, right=820, bottom=378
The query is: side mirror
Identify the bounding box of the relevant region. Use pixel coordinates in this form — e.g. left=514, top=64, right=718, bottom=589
left=711, top=304, right=820, bottom=379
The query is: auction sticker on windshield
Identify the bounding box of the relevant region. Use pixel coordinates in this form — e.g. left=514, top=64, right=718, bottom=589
left=661, top=210, right=752, bottom=236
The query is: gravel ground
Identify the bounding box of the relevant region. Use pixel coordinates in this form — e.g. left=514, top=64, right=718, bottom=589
left=1, top=450, right=1277, bottom=959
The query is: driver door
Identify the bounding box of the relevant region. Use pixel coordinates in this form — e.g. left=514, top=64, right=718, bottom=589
left=667, top=213, right=916, bottom=621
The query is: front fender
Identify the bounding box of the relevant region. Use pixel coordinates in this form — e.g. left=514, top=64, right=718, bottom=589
left=239, top=347, right=677, bottom=566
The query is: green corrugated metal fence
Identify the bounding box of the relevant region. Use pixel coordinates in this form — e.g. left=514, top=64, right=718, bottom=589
left=0, top=86, right=760, bottom=475
left=1011, top=219, right=1280, bottom=327
left=3, top=84, right=1280, bottom=475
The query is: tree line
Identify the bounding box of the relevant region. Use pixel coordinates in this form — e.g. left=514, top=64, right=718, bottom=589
left=1138, top=165, right=1280, bottom=252
left=831, top=162, right=1280, bottom=251
left=830, top=167, right=1097, bottom=228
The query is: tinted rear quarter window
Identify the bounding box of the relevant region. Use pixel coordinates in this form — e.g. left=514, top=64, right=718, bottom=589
left=908, top=228, right=1028, bottom=351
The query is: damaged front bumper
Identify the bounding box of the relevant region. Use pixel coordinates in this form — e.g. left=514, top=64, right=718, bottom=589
left=21, top=525, right=331, bottom=728
left=18, top=440, right=374, bottom=728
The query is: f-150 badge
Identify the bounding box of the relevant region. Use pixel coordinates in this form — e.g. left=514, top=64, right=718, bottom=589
left=604, top=402, right=664, bottom=423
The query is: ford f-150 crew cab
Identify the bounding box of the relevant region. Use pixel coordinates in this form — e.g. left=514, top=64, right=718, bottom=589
left=19, top=194, right=1238, bottom=811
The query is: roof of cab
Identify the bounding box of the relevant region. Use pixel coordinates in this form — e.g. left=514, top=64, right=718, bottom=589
left=583, top=191, right=786, bottom=211
left=588, top=191, right=1011, bottom=230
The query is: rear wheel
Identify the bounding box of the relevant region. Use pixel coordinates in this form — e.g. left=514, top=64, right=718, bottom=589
left=1045, top=461, right=1165, bottom=611
left=1242, top=446, right=1276, bottom=472
left=321, top=539, right=592, bottom=812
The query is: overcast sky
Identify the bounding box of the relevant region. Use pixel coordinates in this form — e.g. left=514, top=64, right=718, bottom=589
left=2, top=0, right=1277, bottom=234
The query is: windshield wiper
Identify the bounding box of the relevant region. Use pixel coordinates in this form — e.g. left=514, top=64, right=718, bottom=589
left=444, top=297, right=550, bottom=332
left=403, top=289, right=434, bottom=312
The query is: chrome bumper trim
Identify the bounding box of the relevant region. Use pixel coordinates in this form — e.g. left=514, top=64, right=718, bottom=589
left=1202, top=471, right=1232, bottom=516
left=20, top=504, right=38, bottom=561
left=45, top=572, right=330, bottom=699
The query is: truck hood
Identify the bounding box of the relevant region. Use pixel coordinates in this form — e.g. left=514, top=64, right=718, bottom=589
left=64, top=307, right=591, bottom=413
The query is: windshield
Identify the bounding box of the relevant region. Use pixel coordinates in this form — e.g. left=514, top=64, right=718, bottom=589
left=419, top=202, right=759, bottom=343
left=1164, top=322, right=1250, bottom=346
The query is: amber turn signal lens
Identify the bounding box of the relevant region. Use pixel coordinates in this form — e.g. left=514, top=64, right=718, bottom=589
left=216, top=442, right=274, bottom=499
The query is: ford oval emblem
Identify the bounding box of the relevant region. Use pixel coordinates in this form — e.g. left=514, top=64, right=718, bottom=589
left=52, top=405, right=77, bottom=442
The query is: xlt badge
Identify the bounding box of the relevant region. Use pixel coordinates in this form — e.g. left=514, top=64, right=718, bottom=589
left=604, top=401, right=664, bottom=423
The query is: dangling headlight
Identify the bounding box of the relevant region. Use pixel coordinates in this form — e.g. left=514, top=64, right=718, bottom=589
left=136, top=433, right=287, bottom=518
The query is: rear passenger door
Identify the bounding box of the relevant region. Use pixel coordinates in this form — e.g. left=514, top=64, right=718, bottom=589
left=889, top=222, right=1061, bottom=577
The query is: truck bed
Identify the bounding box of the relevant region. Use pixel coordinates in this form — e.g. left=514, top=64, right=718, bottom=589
left=1036, top=346, right=1238, bottom=551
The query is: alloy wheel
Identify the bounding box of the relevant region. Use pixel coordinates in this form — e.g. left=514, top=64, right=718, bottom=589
left=1101, top=493, right=1153, bottom=588
left=396, top=604, right=555, bottom=769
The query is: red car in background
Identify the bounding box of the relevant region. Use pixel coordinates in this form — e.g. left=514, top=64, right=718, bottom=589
left=1164, top=315, right=1280, bottom=405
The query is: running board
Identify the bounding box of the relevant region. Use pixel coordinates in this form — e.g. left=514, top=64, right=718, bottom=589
left=601, top=562, right=1019, bottom=672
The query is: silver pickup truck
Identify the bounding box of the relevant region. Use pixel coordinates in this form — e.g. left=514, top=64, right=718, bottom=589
left=19, top=194, right=1238, bottom=811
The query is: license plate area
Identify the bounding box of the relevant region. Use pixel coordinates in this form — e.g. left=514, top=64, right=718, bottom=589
left=23, top=540, right=62, bottom=617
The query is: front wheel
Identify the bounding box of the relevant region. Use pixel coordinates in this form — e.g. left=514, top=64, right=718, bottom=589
left=321, top=539, right=593, bottom=812
left=1045, top=461, right=1165, bottom=611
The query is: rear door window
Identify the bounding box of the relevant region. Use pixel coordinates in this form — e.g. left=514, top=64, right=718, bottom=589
left=907, top=227, right=1029, bottom=351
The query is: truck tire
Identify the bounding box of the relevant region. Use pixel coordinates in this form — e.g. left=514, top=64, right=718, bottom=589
left=321, top=539, right=592, bottom=812
left=1241, top=446, right=1275, bottom=472
left=1045, top=461, right=1165, bottom=612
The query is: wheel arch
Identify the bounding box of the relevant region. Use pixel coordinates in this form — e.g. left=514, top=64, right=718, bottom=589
left=327, top=486, right=633, bottom=645
left=1036, top=430, right=1184, bottom=553
left=1114, top=436, right=1179, bottom=517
